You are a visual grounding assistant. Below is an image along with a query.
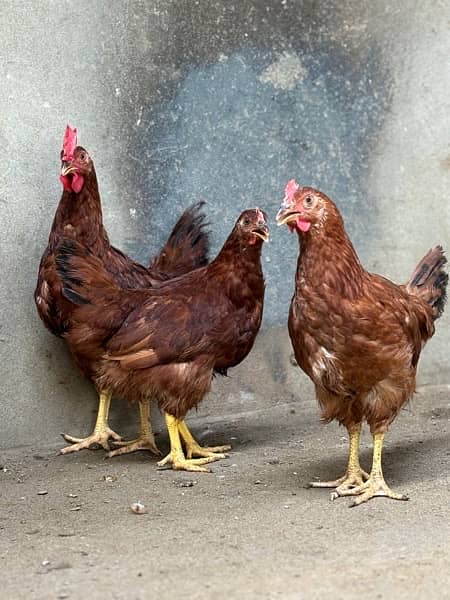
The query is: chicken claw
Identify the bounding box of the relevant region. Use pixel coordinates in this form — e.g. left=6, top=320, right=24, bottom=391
left=108, top=399, right=161, bottom=457
left=310, top=468, right=369, bottom=490
left=309, top=424, right=368, bottom=491
left=60, top=427, right=121, bottom=454
left=108, top=436, right=161, bottom=457
left=186, top=445, right=230, bottom=460
left=333, top=476, right=409, bottom=506
left=158, top=413, right=227, bottom=472
left=177, top=420, right=231, bottom=460
left=331, top=432, right=409, bottom=506
left=157, top=451, right=218, bottom=472
left=60, top=391, right=120, bottom=454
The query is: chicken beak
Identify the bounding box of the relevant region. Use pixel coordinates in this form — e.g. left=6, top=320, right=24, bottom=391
left=276, top=206, right=298, bottom=226
left=252, top=222, right=270, bottom=242
left=61, top=162, right=76, bottom=177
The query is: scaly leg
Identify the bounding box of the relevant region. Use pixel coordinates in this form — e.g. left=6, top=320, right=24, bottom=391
left=178, top=420, right=231, bottom=460
left=60, top=391, right=121, bottom=454
left=333, top=432, right=409, bottom=506
left=309, top=424, right=369, bottom=490
left=157, top=414, right=223, bottom=472
left=108, top=399, right=161, bottom=457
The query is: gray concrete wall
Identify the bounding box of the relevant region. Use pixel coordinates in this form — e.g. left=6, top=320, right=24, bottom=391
left=1, top=1, right=449, bottom=448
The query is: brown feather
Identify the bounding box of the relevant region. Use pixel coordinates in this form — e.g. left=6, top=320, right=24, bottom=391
left=278, top=186, right=447, bottom=433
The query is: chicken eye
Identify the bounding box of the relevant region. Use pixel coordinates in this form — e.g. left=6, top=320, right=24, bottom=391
left=79, top=152, right=86, bottom=161
left=242, top=218, right=250, bottom=226
left=304, top=195, right=314, bottom=208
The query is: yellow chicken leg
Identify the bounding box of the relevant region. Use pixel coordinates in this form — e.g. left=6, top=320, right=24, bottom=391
left=178, top=420, right=231, bottom=459
left=332, top=432, right=409, bottom=506
left=60, top=390, right=121, bottom=454
left=310, top=424, right=369, bottom=490
left=108, top=399, right=160, bottom=457
left=157, top=414, right=223, bottom=472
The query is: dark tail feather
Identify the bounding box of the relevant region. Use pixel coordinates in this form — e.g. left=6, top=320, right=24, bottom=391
left=149, top=201, right=210, bottom=278
left=55, top=239, right=119, bottom=306
left=406, top=245, right=448, bottom=320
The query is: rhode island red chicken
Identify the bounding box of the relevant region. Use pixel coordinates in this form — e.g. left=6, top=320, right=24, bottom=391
left=276, top=180, right=447, bottom=505
left=54, top=209, right=268, bottom=471
left=35, top=125, right=209, bottom=455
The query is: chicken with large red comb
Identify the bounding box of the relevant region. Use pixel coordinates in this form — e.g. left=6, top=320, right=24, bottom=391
left=35, top=125, right=211, bottom=455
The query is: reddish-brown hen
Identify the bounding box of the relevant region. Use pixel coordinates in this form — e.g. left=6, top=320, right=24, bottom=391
left=277, top=180, right=447, bottom=505
left=35, top=126, right=209, bottom=455
left=55, top=209, right=268, bottom=471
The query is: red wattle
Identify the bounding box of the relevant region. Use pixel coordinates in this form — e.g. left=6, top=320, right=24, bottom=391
left=60, top=175, right=72, bottom=192
left=296, top=217, right=311, bottom=232
left=71, top=173, right=84, bottom=193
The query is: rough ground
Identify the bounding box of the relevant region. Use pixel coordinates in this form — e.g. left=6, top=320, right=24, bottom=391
left=1, top=384, right=449, bottom=600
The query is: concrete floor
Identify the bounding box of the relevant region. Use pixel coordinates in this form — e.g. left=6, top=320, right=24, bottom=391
left=1, top=384, right=449, bottom=600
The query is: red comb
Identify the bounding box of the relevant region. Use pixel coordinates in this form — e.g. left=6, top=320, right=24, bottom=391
left=255, top=207, right=265, bottom=222
left=284, top=179, right=299, bottom=203
left=62, top=125, right=77, bottom=161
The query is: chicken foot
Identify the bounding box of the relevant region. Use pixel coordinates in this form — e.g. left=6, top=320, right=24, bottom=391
left=332, top=432, right=409, bottom=506
left=60, top=391, right=121, bottom=454
left=177, top=420, right=231, bottom=459
left=309, top=424, right=369, bottom=490
left=157, top=414, right=226, bottom=472
left=108, top=399, right=161, bottom=457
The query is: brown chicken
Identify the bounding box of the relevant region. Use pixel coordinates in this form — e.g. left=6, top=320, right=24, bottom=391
left=276, top=180, right=447, bottom=505
left=35, top=125, right=209, bottom=455
left=54, top=209, right=268, bottom=471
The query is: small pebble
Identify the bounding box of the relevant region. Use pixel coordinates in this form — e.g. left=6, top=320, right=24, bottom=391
left=130, top=502, right=147, bottom=515
left=173, top=480, right=197, bottom=488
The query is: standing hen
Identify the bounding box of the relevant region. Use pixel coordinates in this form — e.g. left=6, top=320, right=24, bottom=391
left=54, top=209, right=268, bottom=471
left=276, top=180, right=447, bottom=505
left=35, top=125, right=209, bottom=455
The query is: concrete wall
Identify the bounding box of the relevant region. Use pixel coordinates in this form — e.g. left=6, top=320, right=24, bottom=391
left=1, top=1, right=449, bottom=448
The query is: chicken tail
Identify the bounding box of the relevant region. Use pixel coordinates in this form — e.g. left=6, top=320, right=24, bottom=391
left=406, top=245, right=448, bottom=320
left=149, top=201, right=209, bottom=278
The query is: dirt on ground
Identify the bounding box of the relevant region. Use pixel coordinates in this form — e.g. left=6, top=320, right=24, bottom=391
left=1, top=384, right=449, bottom=600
